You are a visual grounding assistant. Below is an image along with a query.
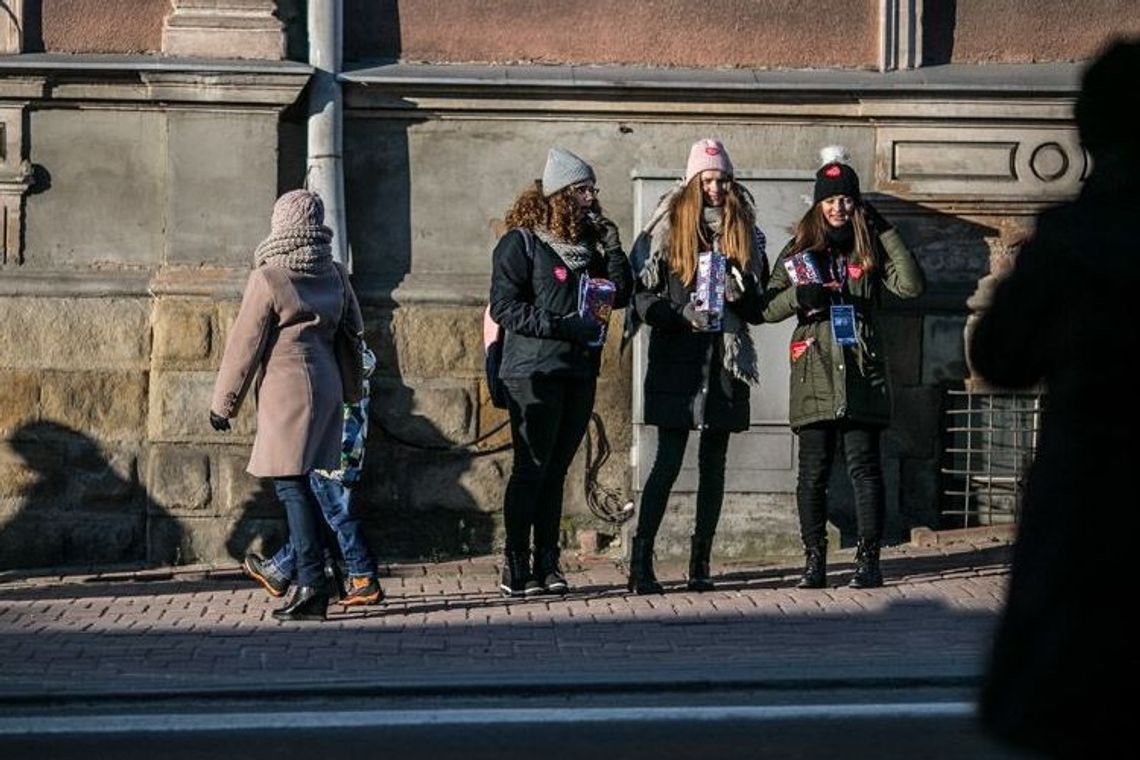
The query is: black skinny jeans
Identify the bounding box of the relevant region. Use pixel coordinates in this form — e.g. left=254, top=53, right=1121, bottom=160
left=502, top=376, right=596, bottom=553
left=795, top=421, right=884, bottom=547
left=635, top=426, right=731, bottom=543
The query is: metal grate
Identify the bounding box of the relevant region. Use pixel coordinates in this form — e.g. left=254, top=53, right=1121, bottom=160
left=940, top=389, right=1044, bottom=528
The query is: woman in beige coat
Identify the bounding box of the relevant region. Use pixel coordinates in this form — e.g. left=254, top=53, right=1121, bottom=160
left=210, top=189, right=363, bottom=622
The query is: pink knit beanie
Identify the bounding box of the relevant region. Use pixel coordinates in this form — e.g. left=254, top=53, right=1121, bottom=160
left=684, top=138, right=734, bottom=185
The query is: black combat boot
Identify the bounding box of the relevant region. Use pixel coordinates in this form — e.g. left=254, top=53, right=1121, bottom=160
left=626, top=537, right=664, bottom=595
left=686, top=536, right=715, bottom=592
left=534, top=545, right=569, bottom=594
left=848, top=538, right=883, bottom=589
left=500, top=549, right=542, bottom=598
left=271, top=584, right=330, bottom=622
left=796, top=541, right=828, bottom=589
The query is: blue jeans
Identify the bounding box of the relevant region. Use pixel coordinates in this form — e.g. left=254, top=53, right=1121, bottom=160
left=271, top=476, right=326, bottom=587
left=270, top=473, right=377, bottom=580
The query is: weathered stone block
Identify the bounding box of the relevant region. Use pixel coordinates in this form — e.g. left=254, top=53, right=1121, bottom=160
left=0, top=298, right=151, bottom=369
left=149, top=370, right=254, bottom=442
left=40, top=371, right=148, bottom=441
left=373, top=381, right=475, bottom=444
left=391, top=307, right=482, bottom=377
left=152, top=299, right=212, bottom=364
left=0, top=513, right=145, bottom=571
left=218, top=451, right=277, bottom=516
left=73, top=447, right=139, bottom=509
left=148, top=512, right=282, bottom=566
left=148, top=446, right=211, bottom=512
left=399, top=450, right=507, bottom=514
left=0, top=442, right=43, bottom=500
left=0, top=370, right=39, bottom=435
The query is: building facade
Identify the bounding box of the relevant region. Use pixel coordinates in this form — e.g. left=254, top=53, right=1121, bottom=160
left=1, top=1, right=1135, bottom=569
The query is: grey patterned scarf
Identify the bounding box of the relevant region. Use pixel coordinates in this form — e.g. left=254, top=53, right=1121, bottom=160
left=533, top=227, right=594, bottom=271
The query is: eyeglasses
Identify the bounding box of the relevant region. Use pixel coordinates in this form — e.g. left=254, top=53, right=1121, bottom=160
left=571, top=184, right=600, bottom=196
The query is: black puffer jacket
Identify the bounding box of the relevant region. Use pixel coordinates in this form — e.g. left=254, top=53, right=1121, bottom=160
left=634, top=239, right=769, bottom=432
left=490, top=228, right=632, bottom=379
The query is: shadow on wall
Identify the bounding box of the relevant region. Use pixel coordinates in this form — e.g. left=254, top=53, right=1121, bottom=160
left=0, top=421, right=182, bottom=570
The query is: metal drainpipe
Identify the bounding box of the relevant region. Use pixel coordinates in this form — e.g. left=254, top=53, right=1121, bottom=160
left=307, top=0, right=348, bottom=267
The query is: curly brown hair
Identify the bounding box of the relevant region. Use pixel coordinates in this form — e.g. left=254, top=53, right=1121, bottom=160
left=793, top=204, right=876, bottom=272
left=666, top=177, right=757, bottom=286
left=503, top=181, right=596, bottom=243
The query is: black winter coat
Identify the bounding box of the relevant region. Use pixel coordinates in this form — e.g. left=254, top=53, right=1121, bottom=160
left=490, top=228, right=632, bottom=379
left=634, top=241, right=769, bottom=432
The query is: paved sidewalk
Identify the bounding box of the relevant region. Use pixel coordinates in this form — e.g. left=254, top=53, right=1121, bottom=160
left=0, top=539, right=1012, bottom=702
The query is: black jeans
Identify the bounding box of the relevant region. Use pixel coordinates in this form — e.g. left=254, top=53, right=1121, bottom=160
left=795, top=421, right=884, bottom=547
left=635, top=426, right=731, bottom=543
left=502, top=376, right=596, bottom=553
left=272, top=476, right=328, bottom=587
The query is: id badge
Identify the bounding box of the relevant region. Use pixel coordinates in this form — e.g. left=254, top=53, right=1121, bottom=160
left=830, top=304, right=857, bottom=346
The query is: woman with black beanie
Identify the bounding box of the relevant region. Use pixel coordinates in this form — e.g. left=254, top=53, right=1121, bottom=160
left=763, top=146, right=924, bottom=590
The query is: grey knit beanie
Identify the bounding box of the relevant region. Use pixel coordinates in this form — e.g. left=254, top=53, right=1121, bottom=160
left=271, top=189, right=327, bottom=233
left=541, top=147, right=595, bottom=197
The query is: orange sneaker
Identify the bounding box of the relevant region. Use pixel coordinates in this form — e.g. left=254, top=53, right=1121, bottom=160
left=341, top=576, right=383, bottom=606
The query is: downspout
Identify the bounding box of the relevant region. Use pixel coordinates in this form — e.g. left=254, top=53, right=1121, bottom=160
left=307, top=0, right=348, bottom=266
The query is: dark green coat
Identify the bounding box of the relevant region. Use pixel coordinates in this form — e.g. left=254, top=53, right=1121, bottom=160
left=763, top=228, right=924, bottom=429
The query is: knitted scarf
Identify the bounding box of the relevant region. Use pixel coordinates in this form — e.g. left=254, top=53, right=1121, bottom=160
left=636, top=186, right=762, bottom=385
left=254, top=223, right=334, bottom=273
left=532, top=227, right=594, bottom=271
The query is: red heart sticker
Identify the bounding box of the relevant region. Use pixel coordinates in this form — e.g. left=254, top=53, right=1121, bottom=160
left=553, top=265, right=568, bottom=282
left=847, top=263, right=864, bottom=280
left=705, top=146, right=720, bottom=156
left=825, top=164, right=841, bottom=178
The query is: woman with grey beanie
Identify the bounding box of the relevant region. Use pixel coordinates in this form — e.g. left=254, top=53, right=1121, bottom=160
left=210, top=189, right=364, bottom=621
left=489, top=147, right=633, bottom=597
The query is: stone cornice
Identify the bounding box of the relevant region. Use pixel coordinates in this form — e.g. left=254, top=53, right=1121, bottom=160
left=341, top=61, right=1082, bottom=121
left=0, top=54, right=311, bottom=106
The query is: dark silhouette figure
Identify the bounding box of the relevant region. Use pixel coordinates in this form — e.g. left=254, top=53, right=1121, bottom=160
left=970, top=38, right=1140, bottom=758
left=0, top=421, right=184, bottom=570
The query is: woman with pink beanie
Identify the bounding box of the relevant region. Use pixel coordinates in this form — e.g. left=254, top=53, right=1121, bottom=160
left=626, top=139, right=770, bottom=594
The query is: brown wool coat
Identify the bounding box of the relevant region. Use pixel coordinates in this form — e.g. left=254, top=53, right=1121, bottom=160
left=210, top=262, right=363, bottom=477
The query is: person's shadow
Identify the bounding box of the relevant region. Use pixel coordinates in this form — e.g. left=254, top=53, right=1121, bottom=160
left=0, top=421, right=186, bottom=571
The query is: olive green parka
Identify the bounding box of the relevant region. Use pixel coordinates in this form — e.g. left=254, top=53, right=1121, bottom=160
left=763, top=228, right=924, bottom=429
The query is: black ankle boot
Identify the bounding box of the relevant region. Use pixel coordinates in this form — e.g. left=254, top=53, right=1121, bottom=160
left=796, top=541, right=828, bottom=589
left=686, top=536, right=715, bottom=592
left=849, top=538, right=883, bottom=589
left=534, top=546, right=568, bottom=594
left=499, top=549, right=541, bottom=598
left=324, top=557, right=346, bottom=601
left=627, top=537, right=664, bottom=595
left=271, top=585, right=330, bottom=621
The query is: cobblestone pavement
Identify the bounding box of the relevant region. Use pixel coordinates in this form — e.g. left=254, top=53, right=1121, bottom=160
left=0, top=539, right=1012, bottom=701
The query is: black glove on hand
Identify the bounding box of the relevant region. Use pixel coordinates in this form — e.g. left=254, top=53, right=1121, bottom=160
left=681, top=301, right=712, bottom=330
left=795, top=283, right=831, bottom=311
left=861, top=201, right=892, bottom=234
left=591, top=214, right=622, bottom=252
left=209, top=411, right=231, bottom=432
left=556, top=313, right=602, bottom=345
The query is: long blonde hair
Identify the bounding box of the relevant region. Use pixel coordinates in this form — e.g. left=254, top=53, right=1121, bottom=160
left=666, top=177, right=756, bottom=286
left=503, top=181, right=590, bottom=243
left=793, top=204, right=876, bottom=272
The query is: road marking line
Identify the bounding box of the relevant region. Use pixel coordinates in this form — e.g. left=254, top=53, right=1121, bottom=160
left=0, top=702, right=976, bottom=735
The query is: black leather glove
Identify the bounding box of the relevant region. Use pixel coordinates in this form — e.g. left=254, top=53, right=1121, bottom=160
left=591, top=214, right=622, bottom=252
left=681, top=301, right=712, bottom=330
left=861, top=201, right=892, bottom=234
left=209, top=411, right=231, bottom=431
left=556, top=313, right=603, bottom=345
left=795, top=283, right=831, bottom=311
